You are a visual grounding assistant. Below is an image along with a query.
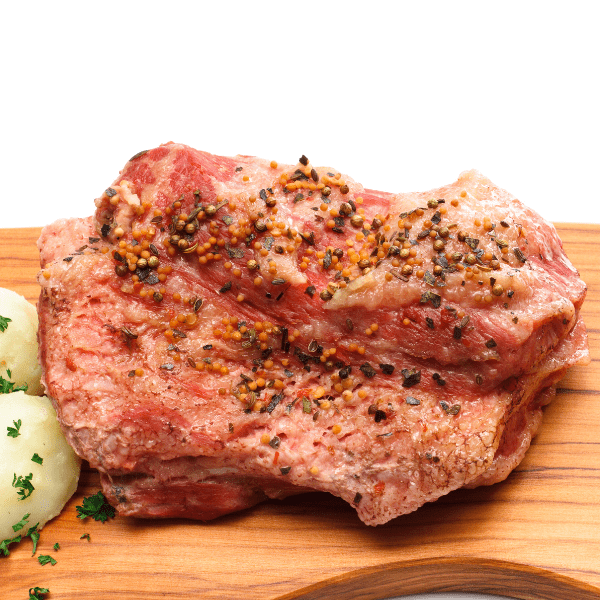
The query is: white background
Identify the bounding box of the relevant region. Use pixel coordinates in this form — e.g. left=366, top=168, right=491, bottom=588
left=1, top=1, right=599, bottom=231
left=2, top=2, right=598, bottom=599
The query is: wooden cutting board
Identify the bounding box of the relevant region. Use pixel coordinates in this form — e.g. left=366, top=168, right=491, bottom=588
left=2, top=225, right=599, bottom=600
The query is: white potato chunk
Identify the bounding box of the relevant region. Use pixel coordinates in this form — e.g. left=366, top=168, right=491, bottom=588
left=1, top=391, right=81, bottom=540
left=0, top=288, right=43, bottom=396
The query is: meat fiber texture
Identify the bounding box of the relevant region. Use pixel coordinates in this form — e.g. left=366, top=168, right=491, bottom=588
left=37, top=143, right=589, bottom=526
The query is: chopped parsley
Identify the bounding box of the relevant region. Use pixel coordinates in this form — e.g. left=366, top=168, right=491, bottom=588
left=38, top=554, right=57, bottom=566
left=80, top=533, right=91, bottom=541
left=53, top=542, right=60, bottom=551
left=0, top=368, right=27, bottom=394
left=0, top=314, right=11, bottom=332
left=27, top=523, right=40, bottom=555
left=31, top=453, right=43, bottom=465
left=0, top=534, right=22, bottom=556
left=29, top=588, right=50, bottom=600
left=1, top=515, right=39, bottom=556
left=76, top=491, right=116, bottom=523
left=12, top=513, right=30, bottom=532
left=7, top=419, right=22, bottom=438
left=13, top=472, right=35, bottom=500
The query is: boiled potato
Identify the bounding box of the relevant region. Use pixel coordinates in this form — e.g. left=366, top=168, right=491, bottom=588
left=0, top=391, right=81, bottom=540
left=0, top=288, right=43, bottom=396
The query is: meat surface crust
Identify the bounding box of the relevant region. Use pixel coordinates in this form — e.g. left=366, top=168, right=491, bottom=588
left=37, top=143, right=589, bottom=525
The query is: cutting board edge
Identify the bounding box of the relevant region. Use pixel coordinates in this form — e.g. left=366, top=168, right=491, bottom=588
left=277, top=557, right=600, bottom=600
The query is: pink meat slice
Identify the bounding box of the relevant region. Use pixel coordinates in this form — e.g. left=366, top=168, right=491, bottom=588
left=37, top=143, right=589, bottom=525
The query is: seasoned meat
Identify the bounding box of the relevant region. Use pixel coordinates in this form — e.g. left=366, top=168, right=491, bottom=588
left=37, top=143, right=589, bottom=525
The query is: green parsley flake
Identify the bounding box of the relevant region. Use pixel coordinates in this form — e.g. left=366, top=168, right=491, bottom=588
left=0, top=369, right=27, bottom=394
left=27, top=523, right=40, bottom=555
left=0, top=314, right=11, bottom=332
left=0, top=534, right=22, bottom=556
left=12, top=472, right=35, bottom=500
left=12, top=512, right=30, bottom=532
left=31, top=453, right=43, bottom=465
left=0, top=515, right=39, bottom=557
left=80, top=533, right=91, bottom=541
left=53, top=542, right=60, bottom=551
left=38, top=554, right=57, bottom=566
left=6, top=419, right=21, bottom=437
left=29, top=588, right=50, bottom=600
left=76, top=491, right=116, bottom=523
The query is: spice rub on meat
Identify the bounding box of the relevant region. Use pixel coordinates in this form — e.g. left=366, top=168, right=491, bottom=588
left=37, top=143, right=589, bottom=526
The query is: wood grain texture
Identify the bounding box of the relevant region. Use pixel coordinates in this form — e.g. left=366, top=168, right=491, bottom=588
left=1, top=224, right=599, bottom=600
